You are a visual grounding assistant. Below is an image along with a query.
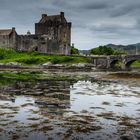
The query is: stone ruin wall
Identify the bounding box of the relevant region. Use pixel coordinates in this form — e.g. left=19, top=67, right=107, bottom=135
left=0, top=30, right=18, bottom=49
left=0, top=35, right=10, bottom=48
left=0, top=12, right=71, bottom=55
left=16, top=25, right=71, bottom=54
left=17, top=35, right=38, bottom=52
left=34, top=13, right=71, bottom=55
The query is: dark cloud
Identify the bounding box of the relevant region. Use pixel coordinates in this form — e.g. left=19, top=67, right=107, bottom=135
left=0, top=0, right=140, bottom=49
left=110, top=3, right=140, bottom=17
left=81, top=2, right=110, bottom=10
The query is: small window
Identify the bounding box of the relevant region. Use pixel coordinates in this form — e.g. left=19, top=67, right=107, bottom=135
left=41, top=42, right=46, bottom=44
left=33, top=36, right=38, bottom=39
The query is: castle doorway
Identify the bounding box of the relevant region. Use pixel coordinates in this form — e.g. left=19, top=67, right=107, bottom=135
left=35, top=46, right=38, bottom=52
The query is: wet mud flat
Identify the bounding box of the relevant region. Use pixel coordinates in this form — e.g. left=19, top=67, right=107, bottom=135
left=0, top=71, right=140, bottom=140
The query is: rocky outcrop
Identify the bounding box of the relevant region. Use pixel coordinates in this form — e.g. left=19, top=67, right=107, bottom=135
left=0, top=95, right=15, bottom=102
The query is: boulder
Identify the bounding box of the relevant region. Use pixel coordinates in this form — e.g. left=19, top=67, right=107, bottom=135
left=0, top=95, right=15, bottom=102
left=7, top=62, right=21, bottom=66
left=54, top=64, right=63, bottom=67
left=71, top=63, right=86, bottom=68
left=0, top=63, right=4, bottom=65
left=42, top=62, right=52, bottom=67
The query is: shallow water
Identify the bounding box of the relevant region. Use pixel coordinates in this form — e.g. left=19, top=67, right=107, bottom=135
left=0, top=75, right=140, bottom=140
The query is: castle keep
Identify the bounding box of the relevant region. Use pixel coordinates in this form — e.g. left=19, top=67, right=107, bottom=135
left=0, top=12, right=71, bottom=55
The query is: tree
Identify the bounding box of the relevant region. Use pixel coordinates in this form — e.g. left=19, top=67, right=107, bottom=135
left=90, top=46, right=114, bottom=55
left=90, top=46, right=126, bottom=55
left=113, top=50, right=127, bottom=55
left=70, top=44, right=79, bottom=55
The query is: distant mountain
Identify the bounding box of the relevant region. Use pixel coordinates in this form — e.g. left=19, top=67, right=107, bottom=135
left=79, top=50, right=90, bottom=55
left=106, top=43, right=140, bottom=55
left=79, top=43, right=140, bottom=55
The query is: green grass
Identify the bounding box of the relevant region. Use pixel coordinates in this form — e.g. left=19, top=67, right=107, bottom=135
left=131, top=61, right=140, bottom=68
left=0, top=71, right=90, bottom=86
left=0, top=48, right=90, bottom=65
left=114, top=61, right=124, bottom=68
left=0, top=72, right=41, bottom=81
left=113, top=60, right=140, bottom=68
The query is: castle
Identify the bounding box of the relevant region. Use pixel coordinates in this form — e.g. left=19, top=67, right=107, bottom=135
left=0, top=12, right=71, bottom=55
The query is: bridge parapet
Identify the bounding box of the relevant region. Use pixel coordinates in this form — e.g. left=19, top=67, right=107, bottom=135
left=89, top=55, right=140, bottom=70
left=124, top=55, right=140, bottom=62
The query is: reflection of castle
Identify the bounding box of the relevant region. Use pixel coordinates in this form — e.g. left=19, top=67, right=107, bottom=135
left=15, top=80, right=73, bottom=115
left=0, top=12, right=71, bottom=55
left=14, top=80, right=73, bottom=110
left=35, top=80, right=71, bottom=100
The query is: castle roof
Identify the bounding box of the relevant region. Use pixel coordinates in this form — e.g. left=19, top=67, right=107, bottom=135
left=0, top=29, right=12, bottom=36
left=39, top=12, right=67, bottom=24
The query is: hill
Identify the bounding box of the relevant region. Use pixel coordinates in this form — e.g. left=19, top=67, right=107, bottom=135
left=106, top=43, right=140, bottom=54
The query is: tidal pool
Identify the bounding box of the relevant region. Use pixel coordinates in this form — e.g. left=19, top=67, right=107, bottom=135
left=0, top=73, right=140, bottom=140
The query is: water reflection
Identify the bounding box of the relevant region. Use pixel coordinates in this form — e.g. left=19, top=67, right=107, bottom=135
left=0, top=78, right=140, bottom=140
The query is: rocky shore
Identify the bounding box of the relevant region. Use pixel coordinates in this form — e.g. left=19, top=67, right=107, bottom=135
left=0, top=62, right=95, bottom=72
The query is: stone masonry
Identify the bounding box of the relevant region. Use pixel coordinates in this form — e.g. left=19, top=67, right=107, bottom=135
left=0, top=12, right=71, bottom=55
left=0, top=28, right=18, bottom=49
left=90, top=55, right=140, bottom=69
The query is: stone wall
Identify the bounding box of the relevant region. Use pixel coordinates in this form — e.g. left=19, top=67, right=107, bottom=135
left=17, top=35, right=38, bottom=52
left=0, top=12, right=71, bottom=55
left=0, top=28, right=18, bottom=49
left=35, top=12, right=71, bottom=55
left=0, top=35, right=9, bottom=48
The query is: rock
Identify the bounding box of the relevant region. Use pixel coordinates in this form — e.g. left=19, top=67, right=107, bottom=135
left=0, top=63, right=4, bottom=65
left=71, top=63, right=86, bottom=68
left=120, top=135, right=133, bottom=140
left=77, top=63, right=86, bottom=67
left=35, top=99, right=70, bottom=109
left=54, top=64, right=63, bottom=67
left=42, top=62, right=52, bottom=66
left=7, top=62, right=21, bottom=66
left=35, top=100, right=59, bottom=107
left=0, top=95, right=15, bottom=102
left=71, top=64, right=77, bottom=67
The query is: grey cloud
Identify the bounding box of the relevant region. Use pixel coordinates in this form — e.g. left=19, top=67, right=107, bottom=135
left=80, top=2, right=110, bottom=10
left=110, top=4, right=140, bottom=17
left=90, top=21, right=140, bottom=40
left=0, top=0, right=140, bottom=49
left=92, top=24, right=133, bottom=33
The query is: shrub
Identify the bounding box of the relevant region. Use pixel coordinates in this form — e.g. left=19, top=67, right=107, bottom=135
left=71, top=46, right=79, bottom=55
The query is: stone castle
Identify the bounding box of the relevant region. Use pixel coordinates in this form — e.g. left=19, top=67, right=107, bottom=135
left=0, top=12, right=71, bottom=55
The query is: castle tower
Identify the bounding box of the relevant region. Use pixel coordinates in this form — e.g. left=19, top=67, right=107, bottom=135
left=35, top=12, right=71, bottom=55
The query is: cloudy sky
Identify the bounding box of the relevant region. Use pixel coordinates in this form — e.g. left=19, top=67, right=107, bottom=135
left=0, top=0, right=140, bottom=50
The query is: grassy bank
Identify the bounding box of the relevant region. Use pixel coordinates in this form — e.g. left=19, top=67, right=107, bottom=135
left=0, top=48, right=90, bottom=65
left=0, top=48, right=140, bottom=68
left=0, top=71, right=90, bottom=87
left=131, top=61, right=140, bottom=68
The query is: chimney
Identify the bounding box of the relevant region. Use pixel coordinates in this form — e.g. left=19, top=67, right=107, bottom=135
left=42, top=14, right=47, bottom=18
left=12, top=27, right=15, bottom=31
left=68, top=22, right=72, bottom=28
left=60, top=12, right=64, bottom=17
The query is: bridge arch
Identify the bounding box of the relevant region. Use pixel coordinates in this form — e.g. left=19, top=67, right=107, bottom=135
left=110, top=59, right=124, bottom=69
left=90, top=55, right=140, bottom=70
left=125, top=59, right=138, bottom=69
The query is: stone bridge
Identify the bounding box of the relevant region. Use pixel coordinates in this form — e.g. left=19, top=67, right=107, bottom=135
left=90, top=55, right=140, bottom=70
left=40, top=53, right=140, bottom=70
